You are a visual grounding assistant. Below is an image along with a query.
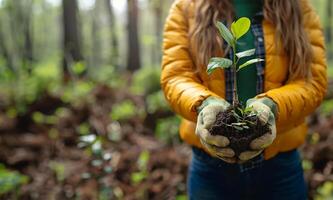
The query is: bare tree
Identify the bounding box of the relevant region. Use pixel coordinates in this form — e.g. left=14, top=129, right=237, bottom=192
left=127, top=0, right=141, bottom=71
left=3, top=0, right=34, bottom=72
left=149, top=0, right=163, bottom=66
left=0, top=25, right=15, bottom=72
left=105, top=0, right=119, bottom=67
left=62, top=0, right=84, bottom=79
left=23, top=0, right=34, bottom=72
left=92, top=0, right=103, bottom=68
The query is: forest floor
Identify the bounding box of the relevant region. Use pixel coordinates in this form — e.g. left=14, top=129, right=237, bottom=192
left=0, top=82, right=332, bottom=200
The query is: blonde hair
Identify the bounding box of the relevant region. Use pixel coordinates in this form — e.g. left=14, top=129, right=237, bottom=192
left=190, top=0, right=313, bottom=80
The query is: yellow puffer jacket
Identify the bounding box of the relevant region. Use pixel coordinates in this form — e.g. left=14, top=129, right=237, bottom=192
left=161, top=0, right=327, bottom=159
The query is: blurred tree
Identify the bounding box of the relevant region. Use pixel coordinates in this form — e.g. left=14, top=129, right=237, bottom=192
left=0, top=0, right=34, bottom=73
left=105, top=0, right=119, bottom=68
left=0, top=19, right=15, bottom=72
left=62, top=0, right=84, bottom=79
left=127, top=0, right=141, bottom=71
left=92, top=0, right=103, bottom=68
left=149, top=0, right=163, bottom=66
left=23, top=0, right=34, bottom=73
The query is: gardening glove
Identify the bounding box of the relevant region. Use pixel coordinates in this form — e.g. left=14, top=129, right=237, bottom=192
left=196, top=97, right=237, bottom=163
left=238, top=97, right=278, bottom=161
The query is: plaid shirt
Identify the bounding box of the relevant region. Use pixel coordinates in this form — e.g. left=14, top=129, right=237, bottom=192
left=224, top=11, right=265, bottom=104
left=224, top=12, right=266, bottom=172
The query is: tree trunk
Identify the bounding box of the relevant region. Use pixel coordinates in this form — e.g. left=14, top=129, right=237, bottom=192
left=23, top=0, right=34, bottom=73
left=0, top=26, right=15, bottom=72
left=91, top=0, right=103, bottom=68
left=105, top=0, right=119, bottom=68
left=127, top=0, right=141, bottom=71
left=6, top=0, right=25, bottom=73
left=62, top=0, right=84, bottom=79
left=150, top=0, right=163, bottom=66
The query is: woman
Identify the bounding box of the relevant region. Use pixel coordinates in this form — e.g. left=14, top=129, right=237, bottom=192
left=161, top=0, right=327, bottom=199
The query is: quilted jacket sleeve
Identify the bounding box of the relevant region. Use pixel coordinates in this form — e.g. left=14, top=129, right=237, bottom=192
left=160, top=0, right=221, bottom=122
left=257, top=0, right=328, bottom=133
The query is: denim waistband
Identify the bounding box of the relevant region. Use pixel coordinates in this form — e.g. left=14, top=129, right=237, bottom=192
left=192, top=147, right=297, bottom=173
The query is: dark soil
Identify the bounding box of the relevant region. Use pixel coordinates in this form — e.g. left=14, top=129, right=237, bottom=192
left=209, top=106, right=271, bottom=156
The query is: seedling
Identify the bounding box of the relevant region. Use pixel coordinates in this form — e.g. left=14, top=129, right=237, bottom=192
left=207, top=17, right=263, bottom=107
left=206, top=17, right=270, bottom=157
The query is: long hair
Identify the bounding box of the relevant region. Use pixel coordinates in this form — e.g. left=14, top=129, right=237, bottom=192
left=190, top=0, right=313, bottom=80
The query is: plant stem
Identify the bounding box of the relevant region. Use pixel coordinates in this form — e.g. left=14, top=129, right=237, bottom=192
left=232, top=45, right=239, bottom=107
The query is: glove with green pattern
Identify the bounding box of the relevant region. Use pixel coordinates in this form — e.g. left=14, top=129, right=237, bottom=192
left=196, top=97, right=237, bottom=163
left=238, top=97, right=277, bottom=161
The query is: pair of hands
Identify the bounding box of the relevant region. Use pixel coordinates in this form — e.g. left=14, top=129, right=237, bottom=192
left=195, top=97, right=277, bottom=163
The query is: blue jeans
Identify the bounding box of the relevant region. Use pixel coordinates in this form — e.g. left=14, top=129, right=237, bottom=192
left=188, top=147, right=307, bottom=200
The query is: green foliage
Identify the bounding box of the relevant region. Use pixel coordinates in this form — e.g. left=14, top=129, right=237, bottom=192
left=0, top=64, right=15, bottom=81
left=216, top=21, right=235, bottom=46
left=48, top=128, right=59, bottom=140
left=72, top=62, right=86, bottom=76
left=131, top=67, right=161, bottom=95
left=235, top=48, right=256, bottom=59
left=0, top=61, right=61, bottom=115
left=208, top=17, right=264, bottom=74
left=238, top=58, right=264, bottom=72
left=176, top=195, right=188, bottom=200
left=77, top=123, right=90, bottom=135
left=302, top=159, right=313, bottom=171
left=208, top=17, right=264, bottom=104
left=32, top=112, right=44, bottom=124
left=315, top=181, right=333, bottom=200
left=0, top=164, right=29, bottom=195
left=131, top=150, right=150, bottom=184
left=32, top=112, right=58, bottom=125
left=131, top=171, right=148, bottom=185
left=155, top=116, right=181, bottom=144
left=231, top=17, right=251, bottom=40
left=61, top=80, right=94, bottom=104
left=309, top=132, right=320, bottom=145
left=207, top=57, right=233, bottom=75
left=137, top=150, right=150, bottom=171
left=110, top=100, right=137, bottom=121
left=49, top=161, right=65, bottom=182
left=90, top=66, right=123, bottom=88
left=320, top=99, right=333, bottom=116
left=6, top=108, right=17, bottom=119
left=146, top=90, right=170, bottom=114
left=328, top=63, right=333, bottom=78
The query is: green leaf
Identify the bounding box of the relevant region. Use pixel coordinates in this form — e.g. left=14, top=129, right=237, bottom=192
left=238, top=58, right=264, bottom=72
left=231, top=17, right=251, bottom=40
left=0, top=164, right=29, bottom=194
left=233, top=126, right=243, bottom=131
left=72, top=62, right=86, bottom=75
left=207, top=57, right=233, bottom=75
left=231, top=122, right=247, bottom=126
left=131, top=171, right=148, bottom=184
left=244, top=106, right=253, bottom=114
left=237, top=107, right=244, bottom=115
left=216, top=21, right=235, bottom=46
left=137, top=150, right=150, bottom=171
left=236, top=49, right=256, bottom=59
